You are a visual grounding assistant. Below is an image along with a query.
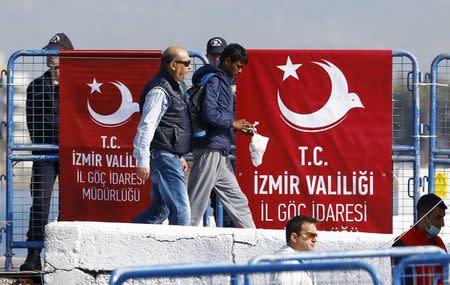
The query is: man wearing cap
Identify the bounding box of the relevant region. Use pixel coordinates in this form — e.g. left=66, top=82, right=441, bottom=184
left=392, top=193, right=447, bottom=284
left=206, top=37, right=227, bottom=65
left=21, top=33, right=74, bottom=271
left=131, top=46, right=192, bottom=226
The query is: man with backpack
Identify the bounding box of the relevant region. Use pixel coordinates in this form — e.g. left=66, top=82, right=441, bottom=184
left=187, top=43, right=256, bottom=228
left=202, top=36, right=236, bottom=227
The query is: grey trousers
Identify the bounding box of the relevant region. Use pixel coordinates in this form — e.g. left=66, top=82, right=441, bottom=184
left=188, top=148, right=256, bottom=228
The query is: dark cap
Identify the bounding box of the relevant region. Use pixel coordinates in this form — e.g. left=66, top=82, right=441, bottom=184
left=206, top=37, right=227, bottom=55
left=43, top=33, right=74, bottom=50
left=417, top=193, right=447, bottom=216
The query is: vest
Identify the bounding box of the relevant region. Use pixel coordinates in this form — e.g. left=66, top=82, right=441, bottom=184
left=139, top=68, right=192, bottom=155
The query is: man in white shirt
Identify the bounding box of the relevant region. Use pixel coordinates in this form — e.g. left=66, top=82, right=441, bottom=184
left=271, top=215, right=318, bottom=285
left=131, top=46, right=192, bottom=225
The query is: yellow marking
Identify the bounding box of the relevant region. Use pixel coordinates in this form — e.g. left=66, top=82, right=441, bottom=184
left=435, top=172, right=448, bottom=198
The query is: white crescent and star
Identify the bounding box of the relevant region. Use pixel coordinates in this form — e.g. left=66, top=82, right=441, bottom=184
left=276, top=57, right=364, bottom=132
left=86, top=78, right=139, bottom=127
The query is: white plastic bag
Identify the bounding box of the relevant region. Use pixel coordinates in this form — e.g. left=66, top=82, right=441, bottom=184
left=249, top=133, right=269, bottom=167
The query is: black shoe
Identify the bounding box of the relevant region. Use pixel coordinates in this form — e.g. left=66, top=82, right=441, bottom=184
left=20, top=249, right=42, bottom=271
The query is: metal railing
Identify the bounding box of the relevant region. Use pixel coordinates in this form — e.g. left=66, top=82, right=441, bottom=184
left=427, top=53, right=450, bottom=240
left=109, top=260, right=383, bottom=285
left=391, top=51, right=421, bottom=229
left=393, top=252, right=450, bottom=285
left=247, top=246, right=445, bottom=284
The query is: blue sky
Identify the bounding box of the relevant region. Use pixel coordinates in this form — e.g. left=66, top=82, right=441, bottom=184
left=1, top=0, right=450, bottom=72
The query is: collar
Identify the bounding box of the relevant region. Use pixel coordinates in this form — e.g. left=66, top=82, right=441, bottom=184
left=160, top=68, right=182, bottom=91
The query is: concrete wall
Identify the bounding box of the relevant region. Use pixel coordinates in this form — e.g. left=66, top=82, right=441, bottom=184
left=44, top=222, right=398, bottom=285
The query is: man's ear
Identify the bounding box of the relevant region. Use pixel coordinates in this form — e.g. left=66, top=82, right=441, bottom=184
left=289, top=232, right=297, bottom=245
left=167, top=61, right=175, bottom=72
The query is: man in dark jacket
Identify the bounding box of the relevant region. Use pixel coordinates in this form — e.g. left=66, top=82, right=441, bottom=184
left=131, top=46, right=192, bottom=226
left=204, top=36, right=236, bottom=227
left=188, top=43, right=256, bottom=228
left=21, top=33, right=74, bottom=271
left=392, top=193, right=447, bottom=284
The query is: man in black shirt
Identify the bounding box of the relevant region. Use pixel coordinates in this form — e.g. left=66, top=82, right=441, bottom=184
left=21, top=33, right=74, bottom=271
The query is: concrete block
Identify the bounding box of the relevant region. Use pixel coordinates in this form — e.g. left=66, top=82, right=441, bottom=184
left=43, top=221, right=402, bottom=285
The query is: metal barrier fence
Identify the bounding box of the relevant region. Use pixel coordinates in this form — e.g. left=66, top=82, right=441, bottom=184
left=391, top=51, right=421, bottom=232
left=247, top=246, right=446, bottom=285
left=108, top=261, right=383, bottom=285
left=428, top=54, right=450, bottom=240
left=393, top=252, right=450, bottom=285
left=2, top=50, right=422, bottom=270
left=3, top=49, right=208, bottom=270
left=108, top=247, right=446, bottom=285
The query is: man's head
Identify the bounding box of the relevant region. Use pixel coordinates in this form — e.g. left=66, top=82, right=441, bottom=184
left=43, top=33, right=74, bottom=51
left=285, top=215, right=318, bottom=252
left=161, top=46, right=191, bottom=82
left=218, top=43, right=248, bottom=78
left=206, top=37, right=227, bottom=65
left=417, top=193, right=447, bottom=236
left=43, top=33, right=74, bottom=70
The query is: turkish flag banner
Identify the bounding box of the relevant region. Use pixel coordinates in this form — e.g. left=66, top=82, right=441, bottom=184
left=59, top=50, right=161, bottom=222
left=236, top=50, right=393, bottom=233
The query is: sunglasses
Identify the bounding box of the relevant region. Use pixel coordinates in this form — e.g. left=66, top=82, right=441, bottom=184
left=300, top=231, right=318, bottom=239
left=174, top=60, right=191, bottom=67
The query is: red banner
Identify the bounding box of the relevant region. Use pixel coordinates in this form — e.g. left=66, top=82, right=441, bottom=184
left=236, top=50, right=393, bottom=233
left=59, top=51, right=161, bottom=222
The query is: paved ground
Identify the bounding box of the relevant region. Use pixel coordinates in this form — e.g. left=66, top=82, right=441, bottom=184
left=0, top=256, right=26, bottom=271
left=0, top=256, right=43, bottom=285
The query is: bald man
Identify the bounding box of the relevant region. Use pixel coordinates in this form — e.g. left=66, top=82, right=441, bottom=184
left=132, top=46, right=192, bottom=225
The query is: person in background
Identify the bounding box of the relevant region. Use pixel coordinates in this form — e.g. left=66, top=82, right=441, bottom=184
left=131, top=46, right=192, bottom=226
left=270, top=215, right=318, bottom=285
left=206, top=36, right=227, bottom=65
left=22, top=33, right=74, bottom=271
left=392, top=193, right=447, bottom=285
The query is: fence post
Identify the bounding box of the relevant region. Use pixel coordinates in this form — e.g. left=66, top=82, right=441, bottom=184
left=427, top=53, right=450, bottom=194
left=392, top=51, right=421, bottom=221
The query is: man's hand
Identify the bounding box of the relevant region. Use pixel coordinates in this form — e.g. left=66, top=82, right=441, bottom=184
left=137, top=167, right=150, bottom=180
left=233, top=119, right=253, bottom=135
left=180, top=157, right=188, bottom=173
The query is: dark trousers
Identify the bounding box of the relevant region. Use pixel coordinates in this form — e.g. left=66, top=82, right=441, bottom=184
left=26, top=161, right=59, bottom=243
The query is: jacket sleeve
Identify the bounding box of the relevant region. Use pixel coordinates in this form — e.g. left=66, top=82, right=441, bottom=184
left=200, top=76, right=233, bottom=129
